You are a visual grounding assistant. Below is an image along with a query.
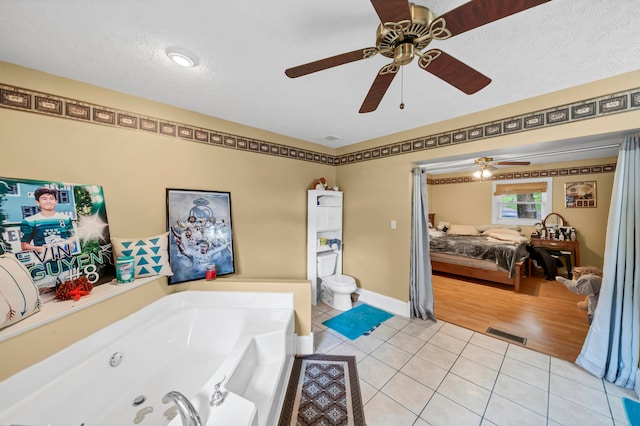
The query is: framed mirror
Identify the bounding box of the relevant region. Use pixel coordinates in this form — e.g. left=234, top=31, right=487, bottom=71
left=542, top=212, right=567, bottom=230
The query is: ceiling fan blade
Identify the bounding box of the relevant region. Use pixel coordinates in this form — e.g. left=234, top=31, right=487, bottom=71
left=495, top=161, right=532, bottom=165
left=370, top=0, right=412, bottom=25
left=285, top=48, right=378, bottom=78
left=439, top=0, right=550, bottom=37
left=418, top=49, right=491, bottom=94
left=359, top=64, right=399, bottom=113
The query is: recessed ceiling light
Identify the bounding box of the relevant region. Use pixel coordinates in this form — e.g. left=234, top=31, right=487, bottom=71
left=166, top=49, right=196, bottom=67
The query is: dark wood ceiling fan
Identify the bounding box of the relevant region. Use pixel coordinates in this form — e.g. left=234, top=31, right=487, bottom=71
left=285, top=0, right=550, bottom=113
left=475, top=156, right=531, bottom=167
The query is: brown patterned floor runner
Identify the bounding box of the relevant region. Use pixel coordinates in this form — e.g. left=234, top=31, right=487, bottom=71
left=278, top=354, right=366, bottom=426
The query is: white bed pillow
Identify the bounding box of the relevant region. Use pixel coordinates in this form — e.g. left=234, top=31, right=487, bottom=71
left=446, top=224, right=479, bottom=235
left=482, top=228, right=521, bottom=236
left=428, top=228, right=445, bottom=239
left=476, top=224, right=522, bottom=232
left=488, top=232, right=528, bottom=244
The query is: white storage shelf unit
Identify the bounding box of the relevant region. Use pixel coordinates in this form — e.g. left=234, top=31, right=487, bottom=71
left=307, top=190, right=343, bottom=304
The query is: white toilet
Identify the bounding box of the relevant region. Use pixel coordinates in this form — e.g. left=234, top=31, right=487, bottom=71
left=317, top=251, right=357, bottom=311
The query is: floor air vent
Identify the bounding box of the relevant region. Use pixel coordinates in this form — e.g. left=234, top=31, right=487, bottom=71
left=486, top=327, right=527, bottom=345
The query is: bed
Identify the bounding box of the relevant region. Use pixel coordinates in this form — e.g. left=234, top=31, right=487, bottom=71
left=429, top=226, right=529, bottom=292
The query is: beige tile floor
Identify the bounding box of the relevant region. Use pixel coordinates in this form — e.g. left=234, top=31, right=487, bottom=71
left=312, top=302, right=639, bottom=426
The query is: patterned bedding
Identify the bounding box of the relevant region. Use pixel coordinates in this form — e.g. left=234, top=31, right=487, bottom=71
left=429, top=234, right=528, bottom=277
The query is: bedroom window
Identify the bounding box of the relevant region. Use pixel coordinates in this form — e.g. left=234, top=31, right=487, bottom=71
left=492, top=178, right=552, bottom=226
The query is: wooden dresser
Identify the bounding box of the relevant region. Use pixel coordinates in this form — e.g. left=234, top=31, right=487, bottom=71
left=530, top=237, right=581, bottom=266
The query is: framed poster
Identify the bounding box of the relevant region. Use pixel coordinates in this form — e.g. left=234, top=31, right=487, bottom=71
left=166, top=188, right=235, bottom=284
left=0, top=176, right=115, bottom=301
left=565, top=181, right=597, bottom=208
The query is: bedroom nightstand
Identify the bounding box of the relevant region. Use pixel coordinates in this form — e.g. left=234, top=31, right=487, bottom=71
left=529, top=237, right=581, bottom=278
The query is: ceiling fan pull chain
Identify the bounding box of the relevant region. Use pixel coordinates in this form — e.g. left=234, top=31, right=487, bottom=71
left=400, top=66, right=405, bottom=110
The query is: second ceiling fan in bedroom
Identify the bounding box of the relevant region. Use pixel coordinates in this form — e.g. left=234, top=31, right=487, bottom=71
left=473, top=156, right=531, bottom=180
left=285, top=0, right=550, bottom=113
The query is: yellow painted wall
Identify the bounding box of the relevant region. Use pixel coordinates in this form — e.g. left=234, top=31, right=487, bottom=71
left=337, top=155, right=414, bottom=299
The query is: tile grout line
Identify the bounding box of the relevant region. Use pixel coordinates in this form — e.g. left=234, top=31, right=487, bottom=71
left=363, top=318, right=428, bottom=417
left=362, top=316, right=447, bottom=422
left=315, top=305, right=620, bottom=425
left=477, top=337, right=508, bottom=424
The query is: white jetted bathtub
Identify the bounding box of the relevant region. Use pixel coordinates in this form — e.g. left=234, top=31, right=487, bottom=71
left=0, top=290, right=296, bottom=426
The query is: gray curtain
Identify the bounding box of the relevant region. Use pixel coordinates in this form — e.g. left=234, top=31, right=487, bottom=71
left=410, top=168, right=435, bottom=320
left=576, top=134, right=639, bottom=397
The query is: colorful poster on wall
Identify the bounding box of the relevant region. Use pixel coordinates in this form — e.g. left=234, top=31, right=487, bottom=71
left=0, top=177, right=115, bottom=301
left=166, top=188, right=235, bottom=284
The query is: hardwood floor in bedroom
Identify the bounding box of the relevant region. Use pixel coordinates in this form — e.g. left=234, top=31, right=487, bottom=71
left=432, top=271, right=590, bottom=362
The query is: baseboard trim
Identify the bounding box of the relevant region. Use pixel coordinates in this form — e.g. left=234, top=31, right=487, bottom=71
left=356, top=289, right=410, bottom=318
left=296, top=332, right=314, bottom=355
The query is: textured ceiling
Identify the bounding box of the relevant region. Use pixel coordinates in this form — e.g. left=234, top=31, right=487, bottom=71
left=1, top=1, right=639, bottom=149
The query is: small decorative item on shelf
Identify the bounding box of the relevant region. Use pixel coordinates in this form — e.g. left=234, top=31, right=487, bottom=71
left=326, top=238, right=342, bottom=250
left=116, top=255, right=135, bottom=284
left=533, top=222, right=543, bottom=238
left=55, top=276, right=93, bottom=301
left=206, top=264, right=217, bottom=280
left=310, top=177, right=327, bottom=190
left=310, top=177, right=339, bottom=191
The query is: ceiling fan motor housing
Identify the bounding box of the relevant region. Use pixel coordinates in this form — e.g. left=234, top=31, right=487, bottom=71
left=394, top=43, right=415, bottom=65
left=376, top=4, right=435, bottom=64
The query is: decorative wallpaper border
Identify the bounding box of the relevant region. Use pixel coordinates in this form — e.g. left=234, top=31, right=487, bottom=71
left=0, top=84, right=337, bottom=166
left=1, top=82, right=638, bottom=169
left=341, top=88, right=639, bottom=165
left=427, top=163, right=616, bottom=186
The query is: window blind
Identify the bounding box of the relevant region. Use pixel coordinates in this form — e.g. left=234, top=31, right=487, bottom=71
left=493, top=181, right=547, bottom=196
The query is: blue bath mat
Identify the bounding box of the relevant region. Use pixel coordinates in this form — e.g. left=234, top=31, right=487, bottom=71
left=623, top=397, right=640, bottom=426
left=323, top=303, right=393, bottom=340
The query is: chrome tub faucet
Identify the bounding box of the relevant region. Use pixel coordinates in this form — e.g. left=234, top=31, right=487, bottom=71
left=162, top=391, right=202, bottom=426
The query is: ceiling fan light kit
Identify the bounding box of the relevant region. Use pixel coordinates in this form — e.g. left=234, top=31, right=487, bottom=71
left=473, top=168, right=493, bottom=179
left=284, top=0, right=550, bottom=113
left=473, top=156, right=531, bottom=181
